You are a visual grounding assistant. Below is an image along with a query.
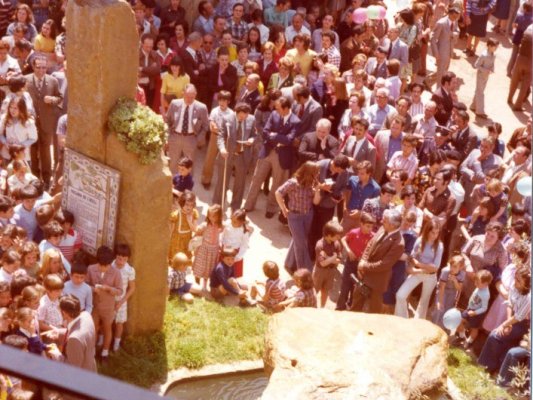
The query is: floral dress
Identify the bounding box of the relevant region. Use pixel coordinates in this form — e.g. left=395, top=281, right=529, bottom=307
left=168, top=208, right=199, bottom=260
left=192, top=223, right=222, bottom=279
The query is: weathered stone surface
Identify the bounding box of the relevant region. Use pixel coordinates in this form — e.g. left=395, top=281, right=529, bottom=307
left=66, top=0, right=171, bottom=333
left=263, top=308, right=448, bottom=400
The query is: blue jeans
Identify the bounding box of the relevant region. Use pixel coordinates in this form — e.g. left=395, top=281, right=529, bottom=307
left=478, top=319, right=529, bottom=373
left=285, top=210, right=313, bottom=274
left=336, top=259, right=359, bottom=310
left=497, top=346, right=530, bottom=388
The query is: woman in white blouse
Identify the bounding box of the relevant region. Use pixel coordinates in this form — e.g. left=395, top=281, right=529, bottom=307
left=0, top=97, right=38, bottom=162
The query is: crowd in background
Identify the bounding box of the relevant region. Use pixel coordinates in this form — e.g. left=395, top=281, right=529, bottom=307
left=0, top=0, right=530, bottom=398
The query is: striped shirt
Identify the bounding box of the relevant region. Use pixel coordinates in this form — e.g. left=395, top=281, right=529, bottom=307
left=466, top=0, right=497, bottom=16
left=265, top=278, right=286, bottom=304
left=387, top=150, right=419, bottom=180
left=408, top=100, right=425, bottom=118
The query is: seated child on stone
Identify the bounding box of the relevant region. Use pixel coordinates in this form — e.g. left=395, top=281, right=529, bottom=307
left=209, top=248, right=254, bottom=306
left=172, top=156, right=194, bottom=197
left=250, top=261, right=286, bottom=312
left=312, top=220, right=343, bottom=308
left=432, top=254, right=466, bottom=327
left=168, top=252, right=201, bottom=303
left=278, top=268, right=317, bottom=309
left=455, top=269, right=492, bottom=348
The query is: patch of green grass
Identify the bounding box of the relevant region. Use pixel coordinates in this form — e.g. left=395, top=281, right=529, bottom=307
left=99, top=298, right=268, bottom=387
left=447, top=347, right=513, bottom=400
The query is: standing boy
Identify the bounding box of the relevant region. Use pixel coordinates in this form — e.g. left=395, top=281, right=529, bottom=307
left=112, top=244, right=136, bottom=352
left=470, top=38, right=499, bottom=119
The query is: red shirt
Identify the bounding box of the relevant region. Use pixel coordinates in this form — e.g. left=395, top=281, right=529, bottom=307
left=345, top=228, right=374, bottom=259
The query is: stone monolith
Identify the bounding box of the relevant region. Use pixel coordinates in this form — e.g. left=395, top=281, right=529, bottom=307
left=66, top=0, right=172, bottom=334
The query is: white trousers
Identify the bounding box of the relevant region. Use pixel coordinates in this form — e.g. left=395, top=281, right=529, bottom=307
left=395, top=273, right=437, bottom=319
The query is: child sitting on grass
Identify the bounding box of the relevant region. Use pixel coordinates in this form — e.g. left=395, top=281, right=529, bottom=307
left=250, top=261, right=286, bottom=312
left=209, top=248, right=255, bottom=307
left=168, top=252, right=202, bottom=303
left=279, top=268, right=317, bottom=309
left=455, top=269, right=492, bottom=349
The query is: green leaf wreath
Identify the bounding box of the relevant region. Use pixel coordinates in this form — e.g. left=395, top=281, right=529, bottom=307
left=107, top=97, right=167, bottom=165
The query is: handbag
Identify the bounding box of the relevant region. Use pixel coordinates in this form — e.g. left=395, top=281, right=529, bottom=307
left=408, top=25, right=421, bottom=62
left=351, top=273, right=372, bottom=299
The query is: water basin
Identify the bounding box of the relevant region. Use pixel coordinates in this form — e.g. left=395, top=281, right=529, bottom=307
left=165, top=370, right=268, bottom=400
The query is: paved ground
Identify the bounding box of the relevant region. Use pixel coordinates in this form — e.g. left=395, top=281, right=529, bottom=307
left=188, top=16, right=531, bottom=309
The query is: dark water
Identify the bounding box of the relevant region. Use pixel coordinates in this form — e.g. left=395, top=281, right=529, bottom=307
left=166, top=371, right=268, bottom=400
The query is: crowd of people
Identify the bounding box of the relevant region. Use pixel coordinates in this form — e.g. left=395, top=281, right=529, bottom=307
left=0, top=0, right=530, bottom=398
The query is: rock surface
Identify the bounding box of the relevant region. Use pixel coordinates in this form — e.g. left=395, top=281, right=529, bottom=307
left=262, top=308, right=448, bottom=400
left=66, top=0, right=171, bottom=334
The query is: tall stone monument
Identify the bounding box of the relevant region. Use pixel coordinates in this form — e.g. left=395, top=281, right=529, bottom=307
left=66, top=0, right=172, bottom=333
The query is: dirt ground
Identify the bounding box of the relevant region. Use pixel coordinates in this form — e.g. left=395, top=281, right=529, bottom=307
left=188, top=16, right=531, bottom=309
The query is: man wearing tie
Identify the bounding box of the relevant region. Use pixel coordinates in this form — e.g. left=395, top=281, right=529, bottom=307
left=180, top=32, right=205, bottom=89
left=25, top=56, right=62, bottom=188
left=431, top=71, right=457, bottom=127
left=244, top=96, right=300, bottom=218
left=430, top=7, right=461, bottom=88
left=236, top=73, right=261, bottom=112
left=213, top=103, right=256, bottom=211
left=166, top=84, right=209, bottom=174
left=292, top=85, right=323, bottom=139
left=350, top=208, right=405, bottom=314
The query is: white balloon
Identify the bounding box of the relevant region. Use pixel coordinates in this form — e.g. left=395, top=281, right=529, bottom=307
left=516, top=176, right=532, bottom=197
left=442, top=308, right=462, bottom=335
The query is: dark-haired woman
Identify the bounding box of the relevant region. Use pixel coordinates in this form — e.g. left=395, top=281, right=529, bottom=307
left=160, top=56, right=190, bottom=115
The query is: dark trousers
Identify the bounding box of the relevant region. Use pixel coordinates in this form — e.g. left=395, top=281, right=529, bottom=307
left=30, top=129, right=53, bottom=185
left=478, top=319, right=529, bottom=373
left=441, top=213, right=458, bottom=268
left=336, top=259, right=359, bottom=310
left=350, top=285, right=384, bottom=314
left=309, top=205, right=335, bottom=259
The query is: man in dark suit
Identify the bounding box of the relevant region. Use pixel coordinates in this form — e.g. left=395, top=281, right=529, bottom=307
left=138, top=33, right=161, bottom=108
left=179, top=32, right=205, bottom=88
left=236, top=73, right=261, bottom=112
left=350, top=208, right=405, bottom=314
left=292, top=85, right=323, bottom=139
left=341, top=116, right=376, bottom=171
left=431, top=71, right=456, bottom=126
left=204, top=47, right=238, bottom=109
left=213, top=103, right=256, bottom=211
left=298, top=118, right=339, bottom=163
left=59, top=294, right=97, bottom=372
left=26, top=56, right=62, bottom=187
left=340, top=24, right=366, bottom=73
left=450, top=110, right=478, bottom=161
left=244, top=96, right=300, bottom=218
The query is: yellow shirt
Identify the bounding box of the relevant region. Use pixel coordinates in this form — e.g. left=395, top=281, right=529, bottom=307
left=285, top=48, right=317, bottom=78
left=161, top=72, right=190, bottom=97
left=34, top=34, right=55, bottom=53
left=217, top=45, right=238, bottom=62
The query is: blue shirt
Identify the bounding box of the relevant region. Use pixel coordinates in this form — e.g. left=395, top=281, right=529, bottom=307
left=172, top=173, right=194, bottom=192
left=346, top=176, right=381, bottom=211
left=209, top=262, right=239, bottom=295
left=368, top=104, right=393, bottom=136
left=387, top=136, right=402, bottom=162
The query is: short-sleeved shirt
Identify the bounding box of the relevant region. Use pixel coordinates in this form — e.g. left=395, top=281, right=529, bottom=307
left=168, top=267, right=187, bottom=291
left=37, top=294, right=63, bottom=328
left=161, top=72, right=190, bottom=97
left=294, top=289, right=317, bottom=308
left=345, top=228, right=374, bottom=259
left=387, top=151, right=419, bottom=180
left=315, top=238, right=341, bottom=268
left=345, top=176, right=381, bottom=211
left=276, top=178, right=314, bottom=214
left=265, top=278, right=286, bottom=304
left=439, top=266, right=466, bottom=293
left=113, top=262, right=135, bottom=301
left=172, top=173, right=194, bottom=192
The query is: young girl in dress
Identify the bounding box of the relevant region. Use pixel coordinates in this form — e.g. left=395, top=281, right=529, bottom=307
left=192, top=204, right=223, bottom=291
left=221, top=209, right=253, bottom=278
left=168, top=190, right=198, bottom=261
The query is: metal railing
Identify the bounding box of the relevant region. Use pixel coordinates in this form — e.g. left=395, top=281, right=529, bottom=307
left=0, top=345, right=171, bottom=400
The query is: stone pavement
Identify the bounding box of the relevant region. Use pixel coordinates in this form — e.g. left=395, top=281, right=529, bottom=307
left=187, top=16, right=531, bottom=308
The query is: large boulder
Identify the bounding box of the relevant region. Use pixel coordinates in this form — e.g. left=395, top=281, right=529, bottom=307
left=262, top=308, right=448, bottom=400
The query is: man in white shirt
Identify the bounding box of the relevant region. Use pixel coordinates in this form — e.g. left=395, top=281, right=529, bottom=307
left=285, top=13, right=310, bottom=46
left=0, top=40, right=20, bottom=87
